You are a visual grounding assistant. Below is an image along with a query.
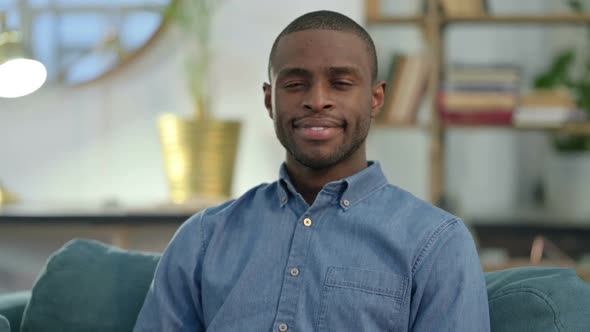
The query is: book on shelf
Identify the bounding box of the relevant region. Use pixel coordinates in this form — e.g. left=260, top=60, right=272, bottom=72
left=441, top=92, right=518, bottom=111
left=440, top=0, right=488, bottom=17
left=379, top=53, right=405, bottom=123
left=438, top=63, right=520, bottom=126
left=446, top=64, right=520, bottom=85
left=443, top=82, right=517, bottom=92
left=513, top=89, right=585, bottom=128
left=513, top=108, right=586, bottom=128
left=380, top=53, right=430, bottom=126
left=439, top=108, right=512, bottom=126
left=365, top=0, right=380, bottom=21
left=519, top=88, right=576, bottom=109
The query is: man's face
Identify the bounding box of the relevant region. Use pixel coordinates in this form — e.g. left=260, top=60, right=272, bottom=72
left=264, top=29, right=384, bottom=170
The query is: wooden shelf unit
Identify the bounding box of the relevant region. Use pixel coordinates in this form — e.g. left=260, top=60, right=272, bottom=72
left=365, top=0, right=590, bottom=205
left=373, top=122, right=432, bottom=130
left=368, top=14, right=590, bottom=25
left=519, top=123, right=590, bottom=136
left=443, top=14, right=590, bottom=24
left=375, top=123, right=590, bottom=139
left=368, top=15, right=425, bottom=25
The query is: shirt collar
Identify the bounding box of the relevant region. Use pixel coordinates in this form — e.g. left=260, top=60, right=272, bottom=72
left=276, top=161, right=388, bottom=208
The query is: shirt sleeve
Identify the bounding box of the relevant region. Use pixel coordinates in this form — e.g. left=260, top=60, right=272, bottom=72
left=409, top=219, right=490, bottom=331
left=133, top=212, right=206, bottom=332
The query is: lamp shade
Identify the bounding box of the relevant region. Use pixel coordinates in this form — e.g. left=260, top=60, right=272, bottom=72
left=0, top=21, right=47, bottom=98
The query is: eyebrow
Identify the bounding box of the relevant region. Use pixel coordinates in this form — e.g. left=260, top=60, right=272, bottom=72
left=327, top=66, right=361, bottom=78
left=277, top=67, right=311, bottom=80
left=277, top=66, right=361, bottom=80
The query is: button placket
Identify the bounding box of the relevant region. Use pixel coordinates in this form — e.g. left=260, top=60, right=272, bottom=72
left=273, top=213, right=315, bottom=330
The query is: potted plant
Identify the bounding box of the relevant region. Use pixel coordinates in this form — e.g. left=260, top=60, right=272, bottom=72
left=534, top=0, right=590, bottom=220
left=0, top=183, right=18, bottom=206
left=158, top=0, right=241, bottom=203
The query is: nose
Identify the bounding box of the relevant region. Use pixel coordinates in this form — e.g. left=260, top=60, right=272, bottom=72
left=303, top=83, right=333, bottom=112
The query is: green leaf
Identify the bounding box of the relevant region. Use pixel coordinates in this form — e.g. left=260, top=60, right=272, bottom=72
left=534, top=49, right=576, bottom=89
left=553, top=135, right=588, bottom=151
left=566, top=0, right=584, bottom=12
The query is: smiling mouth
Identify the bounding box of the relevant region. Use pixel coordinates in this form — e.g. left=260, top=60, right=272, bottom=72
left=293, top=117, right=344, bottom=129
left=293, top=119, right=344, bottom=142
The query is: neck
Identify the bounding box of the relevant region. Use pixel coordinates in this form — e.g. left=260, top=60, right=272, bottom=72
left=285, top=153, right=368, bottom=205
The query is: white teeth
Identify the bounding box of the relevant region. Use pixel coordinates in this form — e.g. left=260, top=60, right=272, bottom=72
left=310, top=127, right=325, bottom=131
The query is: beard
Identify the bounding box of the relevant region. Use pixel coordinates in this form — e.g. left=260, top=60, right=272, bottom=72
left=274, top=113, right=371, bottom=170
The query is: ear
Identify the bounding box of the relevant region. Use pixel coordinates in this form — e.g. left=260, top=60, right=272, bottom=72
left=263, top=83, right=273, bottom=119
left=370, top=80, right=386, bottom=118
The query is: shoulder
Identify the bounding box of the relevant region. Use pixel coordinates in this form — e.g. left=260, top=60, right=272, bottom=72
left=163, top=182, right=278, bottom=257
left=177, top=181, right=278, bottom=232
left=200, top=182, right=277, bottom=218
left=375, top=184, right=473, bottom=269
left=375, top=183, right=458, bottom=229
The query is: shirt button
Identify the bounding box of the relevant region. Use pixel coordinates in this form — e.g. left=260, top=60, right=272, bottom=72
left=342, top=199, right=350, bottom=207
left=290, top=268, right=300, bottom=277
left=303, top=218, right=312, bottom=227
left=278, top=323, right=288, bottom=331
left=281, top=196, right=287, bottom=204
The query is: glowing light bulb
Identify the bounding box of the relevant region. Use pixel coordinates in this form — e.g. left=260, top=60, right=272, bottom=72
left=0, top=58, right=47, bottom=98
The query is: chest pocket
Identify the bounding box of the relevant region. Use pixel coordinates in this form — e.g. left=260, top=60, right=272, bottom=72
left=316, top=266, right=408, bottom=332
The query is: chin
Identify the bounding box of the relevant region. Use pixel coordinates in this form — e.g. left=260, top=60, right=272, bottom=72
left=293, top=153, right=342, bottom=170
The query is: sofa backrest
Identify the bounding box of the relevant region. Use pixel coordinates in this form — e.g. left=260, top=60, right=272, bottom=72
left=0, top=292, right=29, bottom=332
left=0, top=314, right=10, bottom=332
left=15, top=238, right=590, bottom=332
left=20, top=239, right=160, bottom=332
left=486, top=266, right=590, bottom=331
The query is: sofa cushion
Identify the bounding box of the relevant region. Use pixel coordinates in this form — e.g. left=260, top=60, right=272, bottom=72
left=20, top=239, right=160, bottom=332
left=0, top=314, right=9, bottom=332
left=0, top=291, right=30, bottom=332
left=486, top=267, right=590, bottom=332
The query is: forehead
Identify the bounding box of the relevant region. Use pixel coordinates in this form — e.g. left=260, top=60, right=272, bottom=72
left=272, top=29, right=371, bottom=79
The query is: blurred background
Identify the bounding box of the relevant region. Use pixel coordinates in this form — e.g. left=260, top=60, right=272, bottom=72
left=1, top=0, right=590, bottom=293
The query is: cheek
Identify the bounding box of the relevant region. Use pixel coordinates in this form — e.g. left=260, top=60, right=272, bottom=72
left=271, top=107, right=287, bottom=129
left=352, top=94, right=374, bottom=118
left=274, top=95, right=296, bottom=120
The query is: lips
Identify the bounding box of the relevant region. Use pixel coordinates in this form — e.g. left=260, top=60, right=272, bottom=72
left=293, top=117, right=344, bottom=141
left=293, top=117, right=343, bottom=129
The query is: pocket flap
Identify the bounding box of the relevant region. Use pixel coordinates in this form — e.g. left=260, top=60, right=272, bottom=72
left=325, top=267, right=408, bottom=299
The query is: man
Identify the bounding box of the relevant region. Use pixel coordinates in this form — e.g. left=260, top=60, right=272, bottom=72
left=134, top=10, right=490, bottom=331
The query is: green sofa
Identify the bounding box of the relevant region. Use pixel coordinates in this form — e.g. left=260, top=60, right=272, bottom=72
left=1, top=239, right=589, bottom=332
left=0, top=314, right=9, bottom=332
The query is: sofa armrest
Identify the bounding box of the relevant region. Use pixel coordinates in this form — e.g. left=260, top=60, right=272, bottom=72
left=0, top=291, right=31, bottom=332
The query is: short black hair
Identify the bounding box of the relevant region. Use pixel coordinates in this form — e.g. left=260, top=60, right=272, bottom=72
left=268, top=10, right=378, bottom=83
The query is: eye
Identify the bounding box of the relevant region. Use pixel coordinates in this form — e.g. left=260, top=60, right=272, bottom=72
left=332, top=80, right=353, bottom=89
left=284, top=81, right=306, bottom=89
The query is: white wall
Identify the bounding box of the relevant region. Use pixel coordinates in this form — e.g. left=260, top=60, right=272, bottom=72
left=0, top=0, right=560, bottom=214
left=0, top=0, right=365, bottom=207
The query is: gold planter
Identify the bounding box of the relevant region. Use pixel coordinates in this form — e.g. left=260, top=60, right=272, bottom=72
left=158, top=114, right=241, bottom=203
left=0, top=184, right=18, bottom=206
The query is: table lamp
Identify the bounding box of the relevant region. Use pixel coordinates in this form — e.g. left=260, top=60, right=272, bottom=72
left=0, top=12, right=47, bottom=98
left=0, top=12, right=46, bottom=206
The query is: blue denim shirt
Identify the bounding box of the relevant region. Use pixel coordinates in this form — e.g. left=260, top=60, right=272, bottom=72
left=134, top=162, right=490, bottom=331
